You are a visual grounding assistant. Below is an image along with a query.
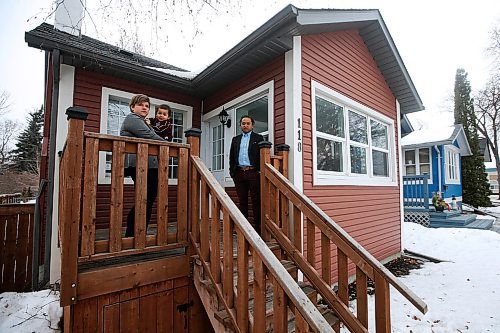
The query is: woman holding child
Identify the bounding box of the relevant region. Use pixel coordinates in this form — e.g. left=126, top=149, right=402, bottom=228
left=120, top=94, right=173, bottom=237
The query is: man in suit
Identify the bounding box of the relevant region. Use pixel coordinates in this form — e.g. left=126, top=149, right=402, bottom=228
left=229, top=115, right=265, bottom=234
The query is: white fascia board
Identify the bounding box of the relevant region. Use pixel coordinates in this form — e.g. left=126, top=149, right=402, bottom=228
left=50, top=64, right=75, bottom=284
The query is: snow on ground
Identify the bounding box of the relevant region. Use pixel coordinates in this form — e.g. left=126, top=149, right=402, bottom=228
left=1, top=224, right=499, bottom=332
left=0, top=289, right=61, bottom=332
left=363, top=223, right=500, bottom=332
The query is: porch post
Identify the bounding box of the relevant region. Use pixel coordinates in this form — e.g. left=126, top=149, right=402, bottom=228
left=185, top=128, right=202, bottom=243
left=60, top=107, right=87, bottom=306
left=259, top=141, right=272, bottom=241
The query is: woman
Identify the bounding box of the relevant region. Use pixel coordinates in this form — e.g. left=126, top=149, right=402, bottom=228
left=121, top=94, right=166, bottom=237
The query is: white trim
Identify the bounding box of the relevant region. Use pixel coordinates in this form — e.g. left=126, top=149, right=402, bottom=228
left=397, top=100, right=404, bottom=252
left=285, top=36, right=304, bottom=280
left=203, top=81, right=274, bottom=187
left=50, top=64, right=75, bottom=284
left=444, top=145, right=460, bottom=184
left=98, top=87, right=193, bottom=185
left=311, top=80, right=397, bottom=186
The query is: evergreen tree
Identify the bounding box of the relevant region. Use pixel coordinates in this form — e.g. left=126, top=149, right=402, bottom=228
left=11, top=106, right=44, bottom=174
left=454, top=69, right=491, bottom=207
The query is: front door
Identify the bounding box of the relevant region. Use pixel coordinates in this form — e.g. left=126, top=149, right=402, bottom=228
left=208, top=117, right=226, bottom=185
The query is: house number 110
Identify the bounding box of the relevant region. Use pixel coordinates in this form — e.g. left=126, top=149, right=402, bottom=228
left=297, top=118, right=302, bottom=152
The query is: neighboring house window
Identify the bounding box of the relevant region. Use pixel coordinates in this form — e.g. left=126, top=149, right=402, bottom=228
left=312, top=81, right=396, bottom=186
left=444, top=146, right=460, bottom=184
left=99, top=87, right=192, bottom=184
left=403, top=148, right=432, bottom=183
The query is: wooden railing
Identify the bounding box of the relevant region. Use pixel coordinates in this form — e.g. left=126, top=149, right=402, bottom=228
left=0, top=203, right=35, bottom=292
left=58, top=108, right=189, bottom=306
left=403, top=175, right=430, bottom=209
left=260, top=144, right=428, bottom=332
left=186, top=133, right=335, bottom=333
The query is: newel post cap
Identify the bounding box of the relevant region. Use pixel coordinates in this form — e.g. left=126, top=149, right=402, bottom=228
left=258, top=141, right=272, bottom=149
left=184, top=128, right=202, bottom=138
left=66, top=107, right=88, bottom=120
left=275, top=144, right=290, bottom=152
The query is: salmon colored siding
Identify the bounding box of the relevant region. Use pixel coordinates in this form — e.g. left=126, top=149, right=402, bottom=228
left=301, top=31, right=401, bottom=280
left=203, top=55, right=286, bottom=145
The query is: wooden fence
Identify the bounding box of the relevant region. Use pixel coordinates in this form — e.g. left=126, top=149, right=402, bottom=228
left=0, top=203, right=35, bottom=292
left=403, top=175, right=429, bottom=209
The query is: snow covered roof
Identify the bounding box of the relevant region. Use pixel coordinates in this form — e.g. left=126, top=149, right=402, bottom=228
left=401, top=124, right=472, bottom=156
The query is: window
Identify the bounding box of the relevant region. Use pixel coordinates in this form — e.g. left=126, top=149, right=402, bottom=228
left=235, top=95, right=269, bottom=140
left=444, top=146, right=460, bottom=184
left=312, top=81, right=396, bottom=186
left=403, top=148, right=432, bottom=182
left=211, top=124, right=224, bottom=171
left=99, top=87, right=192, bottom=184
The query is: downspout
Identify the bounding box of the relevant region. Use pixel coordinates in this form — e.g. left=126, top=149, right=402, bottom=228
left=41, top=49, right=61, bottom=287
left=434, top=145, right=442, bottom=195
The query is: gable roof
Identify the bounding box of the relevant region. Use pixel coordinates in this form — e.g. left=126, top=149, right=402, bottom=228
left=479, top=137, right=492, bottom=162
left=401, top=124, right=472, bottom=156
left=25, top=5, right=423, bottom=113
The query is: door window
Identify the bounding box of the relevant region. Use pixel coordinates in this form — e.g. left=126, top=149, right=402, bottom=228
left=235, top=95, right=269, bottom=140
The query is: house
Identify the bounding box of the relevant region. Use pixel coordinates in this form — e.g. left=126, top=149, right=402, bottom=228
left=25, top=3, right=427, bottom=332
left=486, top=167, right=498, bottom=194
left=401, top=124, right=471, bottom=205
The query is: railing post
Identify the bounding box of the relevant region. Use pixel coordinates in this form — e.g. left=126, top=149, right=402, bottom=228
left=259, top=141, right=272, bottom=241
left=275, top=144, right=290, bottom=178
left=60, top=107, right=88, bottom=306
left=185, top=128, right=202, bottom=243
left=423, top=175, right=429, bottom=209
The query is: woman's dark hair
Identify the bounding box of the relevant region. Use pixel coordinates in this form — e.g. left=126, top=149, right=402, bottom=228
left=156, top=104, right=172, bottom=117
left=129, top=94, right=150, bottom=112
left=239, top=115, right=255, bottom=125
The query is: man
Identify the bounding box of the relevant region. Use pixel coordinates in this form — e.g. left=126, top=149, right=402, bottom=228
left=229, top=115, right=265, bottom=234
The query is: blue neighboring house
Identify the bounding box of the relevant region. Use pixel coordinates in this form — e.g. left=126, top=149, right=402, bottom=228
left=401, top=124, right=471, bottom=204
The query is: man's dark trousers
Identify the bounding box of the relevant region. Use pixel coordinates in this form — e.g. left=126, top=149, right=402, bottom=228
left=233, top=168, right=261, bottom=234
left=125, top=168, right=158, bottom=237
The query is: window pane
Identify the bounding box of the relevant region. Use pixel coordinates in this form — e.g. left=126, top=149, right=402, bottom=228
left=420, top=164, right=430, bottom=175
left=236, top=95, right=268, bottom=135
left=404, top=150, right=415, bottom=165
left=419, top=149, right=430, bottom=163
left=317, top=137, right=343, bottom=172
left=372, top=150, right=388, bottom=177
left=350, top=146, right=367, bottom=174
left=370, top=120, right=387, bottom=149
left=315, top=96, right=344, bottom=137
left=349, top=111, right=367, bottom=144
left=172, top=111, right=184, bottom=143
left=406, top=166, right=416, bottom=175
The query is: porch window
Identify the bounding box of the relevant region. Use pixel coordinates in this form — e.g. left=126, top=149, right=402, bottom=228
left=235, top=95, right=269, bottom=140
left=403, top=148, right=432, bottom=183
left=99, top=87, right=192, bottom=184
left=444, top=146, right=460, bottom=184
left=312, top=81, right=396, bottom=186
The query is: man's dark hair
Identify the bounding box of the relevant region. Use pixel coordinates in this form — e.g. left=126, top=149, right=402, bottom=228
left=239, top=115, right=255, bottom=125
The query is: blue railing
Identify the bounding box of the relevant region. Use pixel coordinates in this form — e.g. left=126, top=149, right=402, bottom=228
left=403, top=175, right=429, bottom=209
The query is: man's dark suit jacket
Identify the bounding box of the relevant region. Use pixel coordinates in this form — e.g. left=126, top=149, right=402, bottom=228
left=229, top=131, right=265, bottom=178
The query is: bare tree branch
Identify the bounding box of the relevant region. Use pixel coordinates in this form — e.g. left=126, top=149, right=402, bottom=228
left=0, top=90, right=11, bottom=116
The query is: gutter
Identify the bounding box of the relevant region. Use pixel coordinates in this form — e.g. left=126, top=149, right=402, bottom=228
left=41, top=49, right=61, bottom=288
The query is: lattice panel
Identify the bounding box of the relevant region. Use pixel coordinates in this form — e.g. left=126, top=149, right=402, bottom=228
left=404, top=211, right=430, bottom=227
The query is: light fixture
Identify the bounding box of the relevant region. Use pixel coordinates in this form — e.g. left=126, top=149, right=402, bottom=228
left=218, top=107, right=231, bottom=128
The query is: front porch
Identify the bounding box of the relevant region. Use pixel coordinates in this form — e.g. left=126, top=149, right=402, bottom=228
left=56, top=107, right=426, bottom=332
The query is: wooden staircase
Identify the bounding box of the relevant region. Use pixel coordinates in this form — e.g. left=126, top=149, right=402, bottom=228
left=56, top=110, right=427, bottom=332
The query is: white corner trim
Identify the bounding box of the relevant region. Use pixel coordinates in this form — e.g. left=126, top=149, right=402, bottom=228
left=50, top=64, right=75, bottom=284
left=397, top=100, right=404, bottom=252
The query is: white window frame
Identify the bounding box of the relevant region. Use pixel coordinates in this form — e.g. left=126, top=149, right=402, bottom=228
left=311, top=80, right=397, bottom=186
left=98, top=87, right=193, bottom=185
left=402, top=147, right=433, bottom=184
left=444, top=145, right=460, bottom=184
left=202, top=81, right=274, bottom=187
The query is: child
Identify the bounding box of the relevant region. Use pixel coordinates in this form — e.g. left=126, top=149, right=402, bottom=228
left=147, top=104, right=173, bottom=142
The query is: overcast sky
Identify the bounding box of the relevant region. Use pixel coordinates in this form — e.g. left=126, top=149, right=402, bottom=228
left=1, top=0, right=499, bottom=128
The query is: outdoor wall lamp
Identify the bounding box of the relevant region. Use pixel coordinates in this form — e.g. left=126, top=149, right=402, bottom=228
left=218, top=107, right=231, bottom=128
